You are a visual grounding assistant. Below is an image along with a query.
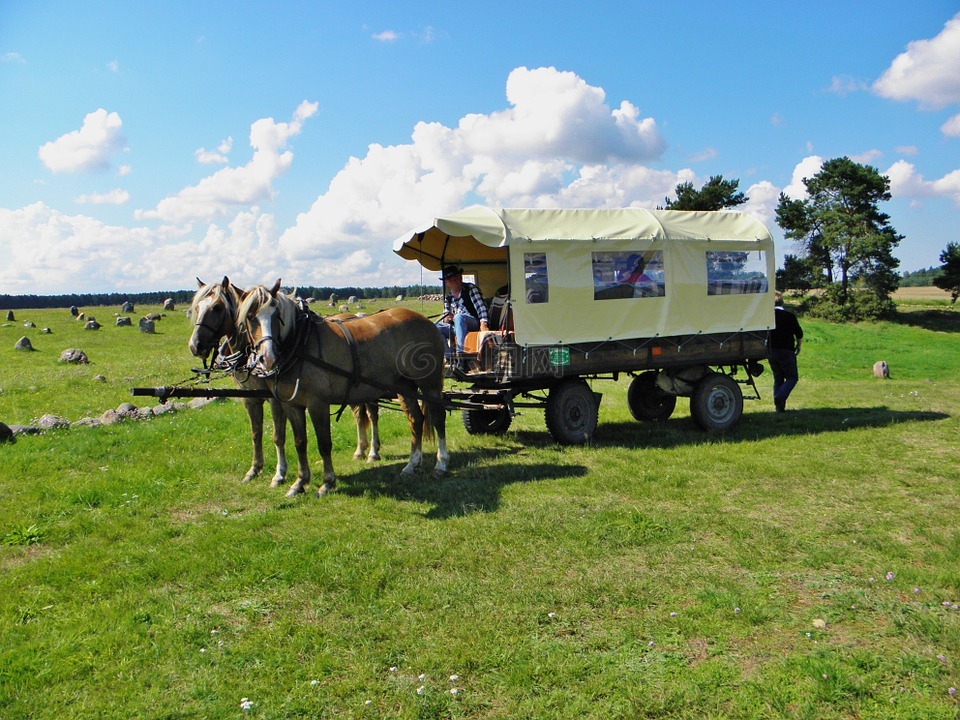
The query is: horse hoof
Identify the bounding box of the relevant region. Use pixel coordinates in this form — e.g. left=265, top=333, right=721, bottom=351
left=269, top=476, right=284, bottom=488
left=315, top=483, right=335, bottom=497
left=285, top=484, right=306, bottom=498
left=367, top=453, right=381, bottom=463
left=433, top=468, right=447, bottom=479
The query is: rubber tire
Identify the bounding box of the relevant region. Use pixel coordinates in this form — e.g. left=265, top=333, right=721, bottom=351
left=627, top=372, right=677, bottom=422
left=690, top=373, right=743, bottom=432
left=462, top=407, right=512, bottom=435
left=545, top=379, right=599, bottom=445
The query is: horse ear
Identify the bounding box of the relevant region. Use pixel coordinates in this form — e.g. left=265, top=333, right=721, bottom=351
left=221, top=276, right=229, bottom=288
left=269, top=278, right=282, bottom=296
left=197, top=277, right=205, bottom=288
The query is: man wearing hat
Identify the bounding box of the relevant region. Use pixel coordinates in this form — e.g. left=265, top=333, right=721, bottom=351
left=437, top=264, right=489, bottom=359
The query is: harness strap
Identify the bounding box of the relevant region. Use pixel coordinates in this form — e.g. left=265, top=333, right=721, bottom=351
left=326, top=317, right=361, bottom=387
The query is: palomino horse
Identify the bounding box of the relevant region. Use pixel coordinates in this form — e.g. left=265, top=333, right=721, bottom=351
left=238, top=280, right=448, bottom=496
left=188, top=278, right=382, bottom=489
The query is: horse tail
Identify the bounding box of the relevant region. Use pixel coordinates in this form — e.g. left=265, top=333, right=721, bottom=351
left=421, top=401, right=435, bottom=445
left=397, top=395, right=435, bottom=446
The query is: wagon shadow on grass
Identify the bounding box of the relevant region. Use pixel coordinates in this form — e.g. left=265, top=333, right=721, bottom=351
left=334, top=446, right=588, bottom=520
left=594, top=406, right=949, bottom=451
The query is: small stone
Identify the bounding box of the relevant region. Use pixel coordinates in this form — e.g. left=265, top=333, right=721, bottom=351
left=812, top=618, right=827, bottom=629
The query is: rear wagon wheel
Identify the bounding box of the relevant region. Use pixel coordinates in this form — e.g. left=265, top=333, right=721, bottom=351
left=545, top=378, right=599, bottom=444
left=690, top=373, right=743, bottom=432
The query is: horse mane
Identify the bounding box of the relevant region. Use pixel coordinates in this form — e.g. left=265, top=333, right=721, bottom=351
left=237, top=284, right=298, bottom=341
left=190, top=278, right=241, bottom=319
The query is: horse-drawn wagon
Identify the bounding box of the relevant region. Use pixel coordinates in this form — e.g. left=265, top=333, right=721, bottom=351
left=394, top=206, right=776, bottom=444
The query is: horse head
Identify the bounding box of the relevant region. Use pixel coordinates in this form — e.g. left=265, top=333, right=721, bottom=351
left=188, top=276, right=243, bottom=360
left=238, top=279, right=293, bottom=375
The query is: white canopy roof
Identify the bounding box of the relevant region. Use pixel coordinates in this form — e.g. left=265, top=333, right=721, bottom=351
left=393, top=206, right=773, bottom=269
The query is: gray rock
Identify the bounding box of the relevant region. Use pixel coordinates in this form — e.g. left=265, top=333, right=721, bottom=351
left=59, top=349, right=89, bottom=364
left=84, top=320, right=100, bottom=330
left=23, top=321, right=35, bottom=328
left=14, top=337, right=33, bottom=351
left=0, top=422, right=13, bottom=444
left=121, top=301, right=135, bottom=313
left=873, top=360, right=890, bottom=378
left=116, top=316, right=132, bottom=327
left=139, top=318, right=155, bottom=334
left=41, top=327, right=52, bottom=334
left=163, top=298, right=175, bottom=311
left=70, top=306, right=79, bottom=317
left=5, top=310, right=14, bottom=321
left=37, top=414, right=70, bottom=430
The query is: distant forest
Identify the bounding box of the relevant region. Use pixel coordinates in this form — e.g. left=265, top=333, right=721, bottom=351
left=0, top=284, right=444, bottom=311
left=900, top=267, right=943, bottom=287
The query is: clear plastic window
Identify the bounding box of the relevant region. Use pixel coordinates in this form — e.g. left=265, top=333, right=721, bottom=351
left=592, top=251, right=665, bottom=300
left=524, top=253, right=548, bottom=303
left=706, top=251, right=769, bottom=295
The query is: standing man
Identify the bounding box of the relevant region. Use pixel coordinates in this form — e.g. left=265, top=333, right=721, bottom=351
left=769, top=293, right=804, bottom=413
left=436, top=265, right=488, bottom=360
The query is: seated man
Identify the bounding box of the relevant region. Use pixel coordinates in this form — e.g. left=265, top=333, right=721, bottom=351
left=436, top=264, right=488, bottom=359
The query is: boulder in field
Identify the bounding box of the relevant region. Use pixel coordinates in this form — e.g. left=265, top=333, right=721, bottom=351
left=59, top=349, right=89, bottom=364
left=14, top=337, right=33, bottom=351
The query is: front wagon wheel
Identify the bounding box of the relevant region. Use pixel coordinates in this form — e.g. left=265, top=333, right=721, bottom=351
left=545, top=378, right=599, bottom=445
left=462, top=407, right=512, bottom=435
left=627, top=372, right=677, bottom=422
left=690, top=373, right=743, bottom=432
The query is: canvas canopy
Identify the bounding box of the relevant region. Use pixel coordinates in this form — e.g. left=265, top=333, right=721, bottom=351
left=394, top=206, right=776, bottom=346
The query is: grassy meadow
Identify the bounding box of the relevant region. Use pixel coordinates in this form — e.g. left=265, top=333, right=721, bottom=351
left=0, top=295, right=958, bottom=719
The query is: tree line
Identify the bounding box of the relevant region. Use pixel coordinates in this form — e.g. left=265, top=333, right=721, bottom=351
left=0, top=284, right=443, bottom=312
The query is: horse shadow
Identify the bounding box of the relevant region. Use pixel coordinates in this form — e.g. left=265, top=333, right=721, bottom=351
left=335, top=446, right=588, bottom=520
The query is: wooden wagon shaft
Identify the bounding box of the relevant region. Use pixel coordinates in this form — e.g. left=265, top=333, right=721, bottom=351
left=130, top=386, right=273, bottom=402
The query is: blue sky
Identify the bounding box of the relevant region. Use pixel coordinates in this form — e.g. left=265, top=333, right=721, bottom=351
left=2, top=1, right=959, bottom=294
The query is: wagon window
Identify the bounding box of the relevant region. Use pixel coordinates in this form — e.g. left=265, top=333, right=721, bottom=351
left=592, top=251, right=665, bottom=300
left=524, top=253, right=549, bottom=303
left=706, top=251, right=769, bottom=295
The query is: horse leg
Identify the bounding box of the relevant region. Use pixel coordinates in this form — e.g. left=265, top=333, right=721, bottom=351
left=429, top=398, right=449, bottom=478
left=351, top=404, right=369, bottom=460
left=283, top=405, right=311, bottom=497
left=367, top=403, right=381, bottom=462
left=268, top=398, right=288, bottom=487
left=399, top=395, right=425, bottom=476
left=308, top=402, right=336, bottom=496
left=240, top=398, right=265, bottom=483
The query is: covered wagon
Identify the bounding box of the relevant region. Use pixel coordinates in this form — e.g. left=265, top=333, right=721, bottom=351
left=394, top=206, right=776, bottom=443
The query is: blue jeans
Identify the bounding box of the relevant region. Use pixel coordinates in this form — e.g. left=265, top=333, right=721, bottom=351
left=769, top=347, right=799, bottom=404
left=436, top=314, right=479, bottom=357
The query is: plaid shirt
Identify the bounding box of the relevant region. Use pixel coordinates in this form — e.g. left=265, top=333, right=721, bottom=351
left=444, top=282, right=488, bottom=323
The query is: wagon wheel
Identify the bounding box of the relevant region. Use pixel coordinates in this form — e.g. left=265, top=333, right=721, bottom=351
left=690, top=373, right=743, bottom=432
left=627, top=372, right=677, bottom=422
left=462, top=407, right=512, bottom=435
left=545, top=378, right=599, bottom=445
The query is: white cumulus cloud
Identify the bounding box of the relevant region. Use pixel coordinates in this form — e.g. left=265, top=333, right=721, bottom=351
left=75, top=189, right=130, bottom=205
left=278, top=67, right=671, bottom=285
left=37, top=108, right=127, bottom=173
left=941, top=113, right=960, bottom=137
left=195, top=137, right=233, bottom=165
left=137, top=102, right=317, bottom=223
left=873, top=13, right=960, bottom=110
left=886, top=159, right=960, bottom=206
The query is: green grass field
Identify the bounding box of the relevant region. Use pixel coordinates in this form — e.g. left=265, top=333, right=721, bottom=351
left=0, top=297, right=958, bottom=719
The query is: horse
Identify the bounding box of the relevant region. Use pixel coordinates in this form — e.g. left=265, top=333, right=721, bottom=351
left=188, top=278, right=382, bottom=490
left=237, top=279, right=448, bottom=497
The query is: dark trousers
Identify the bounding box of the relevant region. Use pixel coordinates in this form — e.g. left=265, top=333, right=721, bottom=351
left=769, top=347, right=799, bottom=405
